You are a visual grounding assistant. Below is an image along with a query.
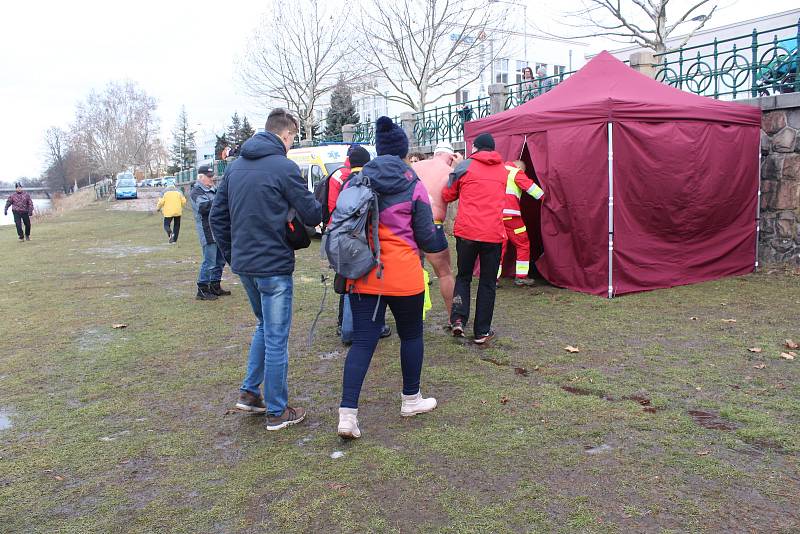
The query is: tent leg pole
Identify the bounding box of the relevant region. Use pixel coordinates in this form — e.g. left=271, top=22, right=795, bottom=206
left=607, top=122, right=614, bottom=299
left=755, top=147, right=762, bottom=272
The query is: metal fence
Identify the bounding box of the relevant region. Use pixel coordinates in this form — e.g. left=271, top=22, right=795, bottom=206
left=412, top=97, right=491, bottom=146
left=504, top=72, right=575, bottom=109
left=654, top=19, right=800, bottom=99
left=353, top=116, right=400, bottom=144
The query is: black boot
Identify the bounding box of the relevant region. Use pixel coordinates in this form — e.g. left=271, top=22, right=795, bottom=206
left=209, top=281, right=231, bottom=296
left=196, top=283, right=218, bottom=300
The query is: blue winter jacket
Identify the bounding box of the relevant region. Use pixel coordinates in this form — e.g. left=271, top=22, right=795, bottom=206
left=209, top=132, right=322, bottom=277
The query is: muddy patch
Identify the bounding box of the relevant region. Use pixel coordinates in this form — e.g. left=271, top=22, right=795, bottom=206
left=561, top=386, right=660, bottom=414
left=687, top=410, right=739, bottom=431
left=85, top=245, right=165, bottom=258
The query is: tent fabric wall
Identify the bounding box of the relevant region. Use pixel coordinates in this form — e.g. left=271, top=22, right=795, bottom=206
left=612, top=121, right=759, bottom=294
left=529, top=124, right=611, bottom=295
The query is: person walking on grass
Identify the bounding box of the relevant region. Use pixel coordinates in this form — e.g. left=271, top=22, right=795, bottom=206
left=190, top=164, right=230, bottom=301
left=442, top=133, right=507, bottom=345
left=337, top=116, right=447, bottom=440
left=156, top=182, right=186, bottom=243
left=4, top=182, right=34, bottom=241
left=412, top=142, right=462, bottom=320
left=210, top=108, right=321, bottom=431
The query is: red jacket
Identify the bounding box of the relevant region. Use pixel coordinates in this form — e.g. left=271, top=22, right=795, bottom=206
left=442, top=150, right=508, bottom=243
left=503, top=163, right=544, bottom=216
left=327, top=165, right=351, bottom=223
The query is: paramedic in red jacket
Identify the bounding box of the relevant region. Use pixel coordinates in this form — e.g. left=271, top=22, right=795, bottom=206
left=442, top=133, right=507, bottom=344
left=326, top=146, right=371, bottom=224
left=499, top=160, right=544, bottom=286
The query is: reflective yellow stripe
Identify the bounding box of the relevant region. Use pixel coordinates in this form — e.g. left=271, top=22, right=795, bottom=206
left=505, top=166, right=522, bottom=197
left=502, top=216, right=513, bottom=221
left=513, top=226, right=527, bottom=234
left=516, top=261, right=529, bottom=276
left=527, top=184, right=544, bottom=199
left=433, top=220, right=444, bottom=225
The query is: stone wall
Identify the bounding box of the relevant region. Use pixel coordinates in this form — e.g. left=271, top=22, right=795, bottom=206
left=747, top=93, right=800, bottom=265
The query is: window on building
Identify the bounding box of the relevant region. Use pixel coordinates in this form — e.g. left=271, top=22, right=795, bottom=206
left=456, top=89, right=470, bottom=104
left=515, top=61, right=528, bottom=83
left=554, top=65, right=565, bottom=76
left=494, top=58, right=509, bottom=84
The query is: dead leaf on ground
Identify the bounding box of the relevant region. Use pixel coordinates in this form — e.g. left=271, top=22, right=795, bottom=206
left=780, top=352, right=796, bottom=361
left=696, top=450, right=711, bottom=456
left=722, top=319, right=737, bottom=323
left=513, top=367, right=529, bottom=377
left=564, top=345, right=580, bottom=353
left=753, top=363, right=766, bottom=369
left=499, top=395, right=509, bottom=405
left=112, top=323, right=127, bottom=329
left=748, top=347, right=763, bottom=353
left=328, top=483, right=347, bottom=490
left=54, top=475, right=64, bottom=481
left=223, top=409, right=237, bottom=415
left=785, top=339, right=799, bottom=350
left=689, top=316, right=698, bottom=321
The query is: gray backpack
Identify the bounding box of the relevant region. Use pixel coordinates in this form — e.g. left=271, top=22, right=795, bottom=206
left=323, top=171, right=383, bottom=281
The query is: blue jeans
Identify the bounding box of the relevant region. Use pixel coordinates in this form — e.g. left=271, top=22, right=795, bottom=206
left=239, top=275, right=293, bottom=416
left=198, top=243, right=225, bottom=284
left=341, top=292, right=425, bottom=409
left=341, top=294, right=353, bottom=343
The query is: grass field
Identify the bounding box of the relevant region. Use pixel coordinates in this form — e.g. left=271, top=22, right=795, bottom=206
left=1, top=203, right=798, bottom=533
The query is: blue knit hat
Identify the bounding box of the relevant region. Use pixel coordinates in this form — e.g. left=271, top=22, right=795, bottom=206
left=375, top=116, right=409, bottom=159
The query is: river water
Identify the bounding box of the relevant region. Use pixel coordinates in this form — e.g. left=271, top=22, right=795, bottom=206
left=0, top=199, right=52, bottom=226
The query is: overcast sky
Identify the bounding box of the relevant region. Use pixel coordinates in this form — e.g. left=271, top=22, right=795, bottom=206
left=1, top=0, right=794, bottom=182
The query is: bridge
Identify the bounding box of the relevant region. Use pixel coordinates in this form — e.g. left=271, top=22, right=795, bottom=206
left=0, top=187, right=51, bottom=199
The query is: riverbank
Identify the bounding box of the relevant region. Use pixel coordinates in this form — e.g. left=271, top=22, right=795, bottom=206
left=1, top=204, right=798, bottom=533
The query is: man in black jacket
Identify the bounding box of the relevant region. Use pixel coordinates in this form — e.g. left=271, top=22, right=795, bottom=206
left=210, top=108, right=321, bottom=431
left=190, top=164, right=229, bottom=300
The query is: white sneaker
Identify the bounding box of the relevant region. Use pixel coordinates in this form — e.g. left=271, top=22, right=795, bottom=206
left=337, top=407, right=361, bottom=439
left=400, top=391, right=437, bottom=417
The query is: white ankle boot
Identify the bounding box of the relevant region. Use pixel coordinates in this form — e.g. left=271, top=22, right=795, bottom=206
left=337, top=407, right=361, bottom=439
left=400, top=391, right=437, bottom=417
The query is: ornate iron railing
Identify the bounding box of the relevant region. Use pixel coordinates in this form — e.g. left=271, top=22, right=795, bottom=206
left=412, top=97, right=491, bottom=146
left=504, top=71, right=576, bottom=109
left=654, top=19, right=800, bottom=99
left=352, top=116, right=400, bottom=144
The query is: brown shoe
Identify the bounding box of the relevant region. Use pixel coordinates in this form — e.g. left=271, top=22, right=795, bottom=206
left=266, top=406, right=306, bottom=431
left=235, top=390, right=266, bottom=413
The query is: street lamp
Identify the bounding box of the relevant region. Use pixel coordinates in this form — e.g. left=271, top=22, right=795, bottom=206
left=489, top=0, right=528, bottom=63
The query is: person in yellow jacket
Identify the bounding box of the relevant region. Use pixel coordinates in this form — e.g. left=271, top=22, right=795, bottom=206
left=156, top=183, right=187, bottom=243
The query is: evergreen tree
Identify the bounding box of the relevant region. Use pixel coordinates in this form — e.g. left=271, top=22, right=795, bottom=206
left=239, top=116, right=255, bottom=144
left=169, top=107, right=197, bottom=174
left=215, top=134, right=229, bottom=159
left=324, top=78, right=359, bottom=138
left=227, top=112, right=242, bottom=146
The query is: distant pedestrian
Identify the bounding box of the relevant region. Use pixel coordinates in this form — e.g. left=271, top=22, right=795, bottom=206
left=442, top=133, right=507, bottom=345
left=220, top=145, right=231, bottom=160
left=156, top=182, right=186, bottom=243
left=190, top=164, right=230, bottom=300
left=210, top=108, right=321, bottom=431
left=4, top=182, right=34, bottom=241
left=407, top=152, right=426, bottom=164
left=534, top=66, right=552, bottom=96
left=520, top=66, right=535, bottom=99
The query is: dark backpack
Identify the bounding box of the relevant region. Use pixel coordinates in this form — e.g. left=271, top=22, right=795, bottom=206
left=313, top=175, right=331, bottom=226
left=323, top=171, right=382, bottom=282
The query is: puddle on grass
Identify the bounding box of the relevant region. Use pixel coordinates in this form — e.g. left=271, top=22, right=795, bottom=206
left=584, top=443, right=613, bottom=455
left=85, top=245, right=164, bottom=258
left=319, top=351, right=341, bottom=361
left=687, top=410, right=739, bottom=431
left=0, top=409, right=14, bottom=431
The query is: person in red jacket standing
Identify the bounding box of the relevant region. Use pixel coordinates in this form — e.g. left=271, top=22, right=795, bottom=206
left=499, top=160, right=544, bottom=286
left=442, top=133, right=508, bottom=344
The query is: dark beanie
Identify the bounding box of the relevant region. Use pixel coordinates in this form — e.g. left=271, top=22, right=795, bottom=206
left=14, top=182, right=22, bottom=188
left=348, top=145, right=371, bottom=168
left=375, top=116, right=409, bottom=159
left=473, top=133, right=495, bottom=151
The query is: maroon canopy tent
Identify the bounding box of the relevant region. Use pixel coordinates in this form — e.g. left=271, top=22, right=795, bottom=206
left=465, top=51, right=762, bottom=297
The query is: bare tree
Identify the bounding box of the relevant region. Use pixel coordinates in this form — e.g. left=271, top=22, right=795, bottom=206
left=360, top=0, right=506, bottom=112
left=559, top=0, right=718, bottom=53
left=44, top=127, right=69, bottom=190
left=239, top=0, right=355, bottom=140
left=72, top=81, right=160, bottom=176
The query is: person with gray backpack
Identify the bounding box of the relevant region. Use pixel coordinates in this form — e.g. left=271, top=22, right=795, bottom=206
left=324, top=116, right=447, bottom=439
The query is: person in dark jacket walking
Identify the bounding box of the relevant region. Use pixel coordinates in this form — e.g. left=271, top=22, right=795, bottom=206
left=442, top=133, right=508, bottom=345
left=336, top=116, right=447, bottom=440
left=210, top=108, right=321, bottom=431
left=4, top=182, right=34, bottom=241
left=190, top=164, right=230, bottom=300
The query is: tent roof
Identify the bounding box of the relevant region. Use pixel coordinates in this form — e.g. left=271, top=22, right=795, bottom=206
left=465, top=51, right=762, bottom=139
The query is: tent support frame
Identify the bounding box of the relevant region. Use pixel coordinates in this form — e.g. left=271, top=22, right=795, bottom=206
left=607, top=122, right=614, bottom=299
left=755, top=147, right=762, bottom=271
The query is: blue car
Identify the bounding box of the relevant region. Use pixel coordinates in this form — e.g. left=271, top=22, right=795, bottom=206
left=115, top=175, right=138, bottom=199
